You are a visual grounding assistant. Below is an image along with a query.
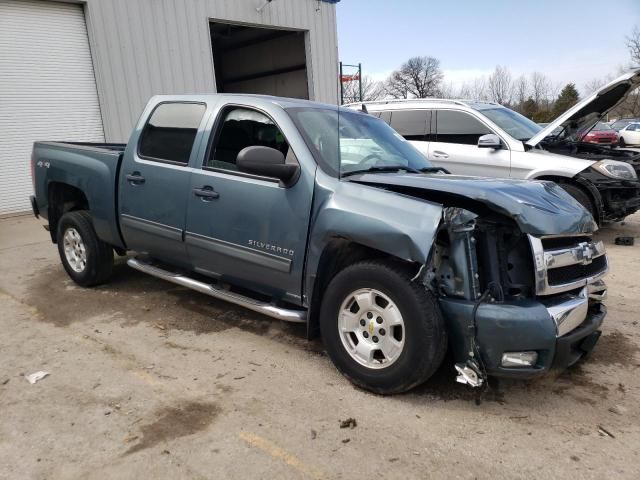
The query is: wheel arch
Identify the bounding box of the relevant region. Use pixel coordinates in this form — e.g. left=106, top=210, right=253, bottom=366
left=47, top=182, right=90, bottom=243
left=305, top=238, right=422, bottom=340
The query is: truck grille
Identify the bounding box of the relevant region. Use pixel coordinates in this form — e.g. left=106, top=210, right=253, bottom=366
left=529, top=235, right=608, bottom=296
left=547, top=255, right=607, bottom=286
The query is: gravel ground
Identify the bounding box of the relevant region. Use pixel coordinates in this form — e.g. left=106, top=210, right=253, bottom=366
left=0, top=214, right=639, bottom=479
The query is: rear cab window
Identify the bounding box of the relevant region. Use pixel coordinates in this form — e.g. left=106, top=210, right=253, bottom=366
left=138, top=102, right=207, bottom=164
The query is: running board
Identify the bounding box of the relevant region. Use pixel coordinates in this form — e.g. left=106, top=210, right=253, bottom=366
left=127, top=258, right=307, bottom=323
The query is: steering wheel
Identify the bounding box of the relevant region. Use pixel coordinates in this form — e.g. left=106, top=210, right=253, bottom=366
left=359, top=153, right=384, bottom=167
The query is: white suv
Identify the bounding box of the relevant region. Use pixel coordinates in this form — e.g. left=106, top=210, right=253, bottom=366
left=347, top=70, right=640, bottom=223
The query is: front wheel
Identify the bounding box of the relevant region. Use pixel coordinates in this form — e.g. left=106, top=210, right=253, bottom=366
left=619, top=137, right=626, bottom=147
left=319, top=260, right=447, bottom=394
left=57, top=210, right=114, bottom=287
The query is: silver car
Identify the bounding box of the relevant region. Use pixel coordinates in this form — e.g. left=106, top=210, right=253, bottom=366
left=348, top=70, right=640, bottom=223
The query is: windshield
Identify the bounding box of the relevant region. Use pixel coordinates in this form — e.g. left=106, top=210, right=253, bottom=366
left=287, top=107, right=433, bottom=176
left=477, top=107, right=542, bottom=142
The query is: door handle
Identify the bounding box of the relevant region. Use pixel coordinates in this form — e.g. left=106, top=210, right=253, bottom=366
left=432, top=151, right=449, bottom=159
left=126, top=172, right=145, bottom=184
left=193, top=186, right=219, bottom=200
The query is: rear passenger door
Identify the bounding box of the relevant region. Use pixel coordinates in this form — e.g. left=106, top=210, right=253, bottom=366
left=119, top=102, right=208, bottom=266
left=184, top=104, right=314, bottom=304
left=429, top=110, right=511, bottom=177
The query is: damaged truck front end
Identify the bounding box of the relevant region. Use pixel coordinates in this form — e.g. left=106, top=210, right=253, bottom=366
left=343, top=174, right=608, bottom=387
left=432, top=207, right=607, bottom=386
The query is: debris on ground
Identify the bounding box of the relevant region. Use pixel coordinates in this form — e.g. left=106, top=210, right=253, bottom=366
left=341, top=438, right=350, bottom=444
left=608, top=405, right=627, bottom=416
left=339, top=418, right=357, bottom=429
left=310, top=429, right=317, bottom=440
left=1, top=378, right=9, bottom=385
left=615, top=236, right=635, bottom=246
left=597, top=425, right=615, bottom=438
left=24, top=371, right=49, bottom=384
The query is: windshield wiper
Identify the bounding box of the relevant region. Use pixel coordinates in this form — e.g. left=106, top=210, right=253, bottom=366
left=341, top=165, right=423, bottom=178
left=418, top=166, right=450, bottom=174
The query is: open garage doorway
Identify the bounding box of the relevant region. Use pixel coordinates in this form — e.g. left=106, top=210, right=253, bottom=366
left=210, top=22, right=310, bottom=99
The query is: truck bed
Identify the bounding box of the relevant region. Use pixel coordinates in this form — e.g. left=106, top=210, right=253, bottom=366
left=32, top=141, right=127, bottom=249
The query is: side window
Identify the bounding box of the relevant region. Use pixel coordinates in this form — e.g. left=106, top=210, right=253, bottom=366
left=436, top=110, right=491, bottom=145
left=379, top=111, right=392, bottom=124
left=139, top=103, right=206, bottom=164
left=206, top=107, right=291, bottom=172
left=389, top=110, right=429, bottom=141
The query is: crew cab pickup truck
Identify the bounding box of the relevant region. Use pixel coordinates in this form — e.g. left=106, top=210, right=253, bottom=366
left=31, top=95, right=608, bottom=394
left=349, top=69, right=640, bottom=225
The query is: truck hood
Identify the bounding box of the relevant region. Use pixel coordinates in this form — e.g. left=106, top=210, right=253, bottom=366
left=527, top=69, right=640, bottom=148
left=348, top=173, right=596, bottom=236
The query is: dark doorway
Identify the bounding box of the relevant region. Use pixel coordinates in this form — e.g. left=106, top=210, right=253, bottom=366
left=210, top=22, right=309, bottom=99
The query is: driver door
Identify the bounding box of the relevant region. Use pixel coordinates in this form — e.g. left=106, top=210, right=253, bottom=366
left=184, top=105, right=314, bottom=304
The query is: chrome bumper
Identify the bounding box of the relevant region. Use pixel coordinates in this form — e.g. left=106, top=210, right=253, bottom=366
left=542, top=280, right=607, bottom=337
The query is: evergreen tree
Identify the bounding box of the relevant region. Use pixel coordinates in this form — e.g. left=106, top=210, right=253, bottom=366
left=553, top=83, right=580, bottom=118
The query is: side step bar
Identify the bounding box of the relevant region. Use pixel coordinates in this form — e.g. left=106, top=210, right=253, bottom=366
left=127, top=258, right=307, bottom=323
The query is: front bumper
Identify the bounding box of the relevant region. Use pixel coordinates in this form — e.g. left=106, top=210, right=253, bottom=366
left=439, top=294, right=607, bottom=380
left=552, top=302, right=605, bottom=369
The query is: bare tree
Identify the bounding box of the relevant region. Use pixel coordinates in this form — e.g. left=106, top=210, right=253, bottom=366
left=341, top=76, right=385, bottom=103
left=385, top=56, right=443, bottom=99
left=487, top=65, right=513, bottom=105
left=627, top=26, right=640, bottom=66
left=530, top=72, right=552, bottom=106
left=513, top=75, right=529, bottom=109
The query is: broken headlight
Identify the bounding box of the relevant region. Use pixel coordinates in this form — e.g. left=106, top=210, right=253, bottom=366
left=592, top=160, right=638, bottom=180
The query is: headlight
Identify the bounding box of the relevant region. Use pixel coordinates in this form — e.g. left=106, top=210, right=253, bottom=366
left=592, top=160, right=638, bottom=180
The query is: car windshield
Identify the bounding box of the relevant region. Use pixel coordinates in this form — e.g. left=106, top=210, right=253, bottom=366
left=477, top=106, right=542, bottom=142
left=592, top=122, right=613, bottom=131
left=286, top=107, right=433, bottom=177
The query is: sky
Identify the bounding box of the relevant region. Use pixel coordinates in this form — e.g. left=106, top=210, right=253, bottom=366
left=336, top=0, right=640, bottom=93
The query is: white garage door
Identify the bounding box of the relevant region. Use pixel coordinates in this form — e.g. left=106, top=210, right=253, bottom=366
left=0, top=0, right=104, bottom=216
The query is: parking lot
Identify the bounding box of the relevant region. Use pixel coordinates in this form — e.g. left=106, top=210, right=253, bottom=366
left=1, top=214, right=639, bottom=480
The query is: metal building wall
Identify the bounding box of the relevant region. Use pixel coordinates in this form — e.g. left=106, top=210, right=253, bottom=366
left=81, top=0, right=339, bottom=142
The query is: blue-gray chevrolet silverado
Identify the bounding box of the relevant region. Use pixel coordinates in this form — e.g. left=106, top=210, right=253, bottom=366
left=30, top=95, right=608, bottom=394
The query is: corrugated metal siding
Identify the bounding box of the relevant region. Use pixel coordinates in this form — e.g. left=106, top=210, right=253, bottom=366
left=82, top=0, right=339, bottom=141
left=0, top=0, right=105, bottom=215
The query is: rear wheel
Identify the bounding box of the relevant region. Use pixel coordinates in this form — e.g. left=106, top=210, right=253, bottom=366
left=319, top=259, right=447, bottom=394
left=560, top=183, right=597, bottom=222
left=57, top=210, right=113, bottom=286
left=619, top=137, right=626, bottom=147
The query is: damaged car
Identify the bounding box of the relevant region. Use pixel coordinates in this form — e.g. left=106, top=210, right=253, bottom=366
left=349, top=69, right=640, bottom=224
left=31, top=95, right=607, bottom=394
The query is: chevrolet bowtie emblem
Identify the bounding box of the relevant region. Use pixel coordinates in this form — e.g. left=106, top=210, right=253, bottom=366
left=578, top=242, right=594, bottom=265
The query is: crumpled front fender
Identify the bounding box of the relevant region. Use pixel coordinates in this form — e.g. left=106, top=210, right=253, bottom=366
left=304, top=173, right=443, bottom=306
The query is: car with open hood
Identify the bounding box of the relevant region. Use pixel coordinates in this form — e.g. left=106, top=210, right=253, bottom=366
left=348, top=69, right=640, bottom=224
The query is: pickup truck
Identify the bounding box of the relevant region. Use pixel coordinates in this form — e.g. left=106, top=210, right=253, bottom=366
left=31, top=94, right=608, bottom=394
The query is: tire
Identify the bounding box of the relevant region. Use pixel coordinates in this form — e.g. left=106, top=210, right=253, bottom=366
left=560, top=183, right=597, bottom=221
left=319, top=259, right=447, bottom=394
left=619, top=137, right=626, bottom=147
left=56, top=210, right=114, bottom=287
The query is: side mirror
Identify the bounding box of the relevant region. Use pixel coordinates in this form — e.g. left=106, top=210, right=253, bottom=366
left=477, top=133, right=502, bottom=149
left=236, top=146, right=299, bottom=185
